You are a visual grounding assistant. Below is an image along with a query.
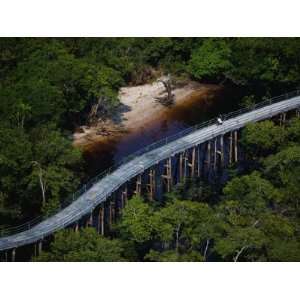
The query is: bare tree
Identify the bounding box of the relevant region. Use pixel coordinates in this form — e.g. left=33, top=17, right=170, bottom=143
left=88, top=95, right=114, bottom=125
left=32, top=161, right=46, bottom=206
left=87, top=97, right=102, bottom=125
left=156, top=75, right=175, bottom=105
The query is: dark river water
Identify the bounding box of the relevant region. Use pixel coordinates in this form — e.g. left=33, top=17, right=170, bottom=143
left=83, top=86, right=241, bottom=178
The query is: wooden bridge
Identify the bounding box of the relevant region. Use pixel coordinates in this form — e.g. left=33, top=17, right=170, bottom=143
left=1, top=91, right=300, bottom=261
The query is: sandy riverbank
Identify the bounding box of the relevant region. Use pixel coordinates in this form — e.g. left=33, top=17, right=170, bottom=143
left=73, top=79, right=221, bottom=149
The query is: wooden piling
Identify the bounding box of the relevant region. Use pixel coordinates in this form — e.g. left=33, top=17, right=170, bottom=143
left=207, top=141, right=211, bottom=166
left=279, top=113, right=282, bottom=126
left=12, top=248, right=16, bottom=262
left=121, top=186, right=128, bottom=208
left=214, top=138, right=217, bottom=171
left=109, top=201, right=113, bottom=229
left=189, top=147, right=196, bottom=177
left=197, top=146, right=201, bottom=177
left=147, top=169, right=155, bottom=201
left=100, top=205, right=105, bottom=235
left=184, top=151, right=188, bottom=179
left=234, top=131, right=238, bottom=162
left=111, top=197, right=116, bottom=224
left=97, top=208, right=102, bottom=234
left=162, top=158, right=172, bottom=192
left=135, top=175, right=142, bottom=196
left=229, top=132, right=233, bottom=164
left=86, top=213, right=93, bottom=227
left=179, top=152, right=183, bottom=182
left=38, top=240, right=42, bottom=255
left=74, top=222, right=79, bottom=232
left=220, top=135, right=224, bottom=167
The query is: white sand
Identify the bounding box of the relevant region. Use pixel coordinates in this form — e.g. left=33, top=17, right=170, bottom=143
left=73, top=78, right=220, bottom=148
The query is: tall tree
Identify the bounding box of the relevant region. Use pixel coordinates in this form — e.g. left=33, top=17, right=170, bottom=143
left=187, top=38, right=232, bottom=82
left=26, top=126, right=82, bottom=215
left=35, top=228, right=126, bottom=262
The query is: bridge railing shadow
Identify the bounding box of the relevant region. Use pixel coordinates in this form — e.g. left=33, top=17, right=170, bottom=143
left=1, top=89, right=300, bottom=238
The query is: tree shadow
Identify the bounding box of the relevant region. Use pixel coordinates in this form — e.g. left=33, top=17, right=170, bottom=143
left=111, top=102, right=132, bottom=124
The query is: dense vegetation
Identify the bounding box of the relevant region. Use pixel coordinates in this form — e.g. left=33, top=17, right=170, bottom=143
left=1, top=38, right=300, bottom=255
left=37, top=118, right=300, bottom=262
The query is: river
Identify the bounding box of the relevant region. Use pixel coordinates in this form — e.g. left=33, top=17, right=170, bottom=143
left=82, top=86, right=241, bottom=179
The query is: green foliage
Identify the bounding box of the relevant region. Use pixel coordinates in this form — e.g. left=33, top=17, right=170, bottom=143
left=263, top=145, right=300, bottom=213
left=241, top=120, right=286, bottom=158
left=117, top=196, right=153, bottom=243
left=0, top=123, right=82, bottom=221
left=229, top=38, right=300, bottom=87
left=223, top=171, right=280, bottom=217
left=146, top=249, right=204, bottom=262
left=151, top=199, right=200, bottom=247
left=35, top=227, right=126, bottom=262
left=215, top=226, right=266, bottom=262
left=239, top=95, right=256, bottom=109
left=26, top=126, right=82, bottom=215
left=266, top=238, right=300, bottom=262
left=0, top=39, right=123, bottom=130
left=286, top=118, right=300, bottom=144
left=187, top=38, right=232, bottom=81
left=117, top=195, right=222, bottom=261
left=171, top=179, right=214, bottom=203
left=0, top=126, right=32, bottom=222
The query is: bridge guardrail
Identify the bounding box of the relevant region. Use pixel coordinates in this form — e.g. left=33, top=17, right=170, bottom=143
left=1, top=89, right=300, bottom=237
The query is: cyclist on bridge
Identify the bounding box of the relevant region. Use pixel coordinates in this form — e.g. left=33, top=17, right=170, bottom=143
left=217, top=114, right=223, bottom=125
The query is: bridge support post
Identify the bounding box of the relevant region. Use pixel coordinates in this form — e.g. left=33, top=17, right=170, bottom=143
left=109, top=201, right=113, bottom=229
left=220, top=135, right=224, bottom=167
left=98, top=205, right=105, bottom=235
left=214, top=138, right=217, bottom=171
left=234, top=131, right=238, bottom=162
left=197, top=145, right=201, bottom=177
left=189, top=147, right=196, bottom=178
left=11, top=248, right=16, bottom=262
left=184, top=151, right=188, bottom=179
left=74, top=222, right=79, bottom=232
left=279, top=112, right=287, bottom=126
left=147, top=169, right=155, bottom=201
left=86, top=213, right=93, bottom=227
left=296, top=109, right=300, bottom=118
left=112, top=196, right=116, bottom=224
left=205, top=141, right=211, bottom=176
left=38, top=240, right=43, bottom=255
left=162, top=158, right=172, bottom=192
left=121, top=186, right=128, bottom=208
left=283, top=112, right=286, bottom=125
left=3, top=251, right=8, bottom=262
left=179, top=153, right=183, bottom=182
left=134, top=175, right=142, bottom=196
left=34, top=243, right=38, bottom=257
left=229, top=132, right=233, bottom=164
left=207, top=141, right=211, bottom=166
left=179, top=152, right=188, bottom=182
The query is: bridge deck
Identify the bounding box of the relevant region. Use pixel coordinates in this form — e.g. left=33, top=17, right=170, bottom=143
left=0, top=96, right=300, bottom=251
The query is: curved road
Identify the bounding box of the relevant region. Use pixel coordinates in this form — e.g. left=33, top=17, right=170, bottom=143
left=0, top=94, right=299, bottom=251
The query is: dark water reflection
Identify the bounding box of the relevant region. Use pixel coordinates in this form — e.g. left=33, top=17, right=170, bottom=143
left=83, top=86, right=241, bottom=178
